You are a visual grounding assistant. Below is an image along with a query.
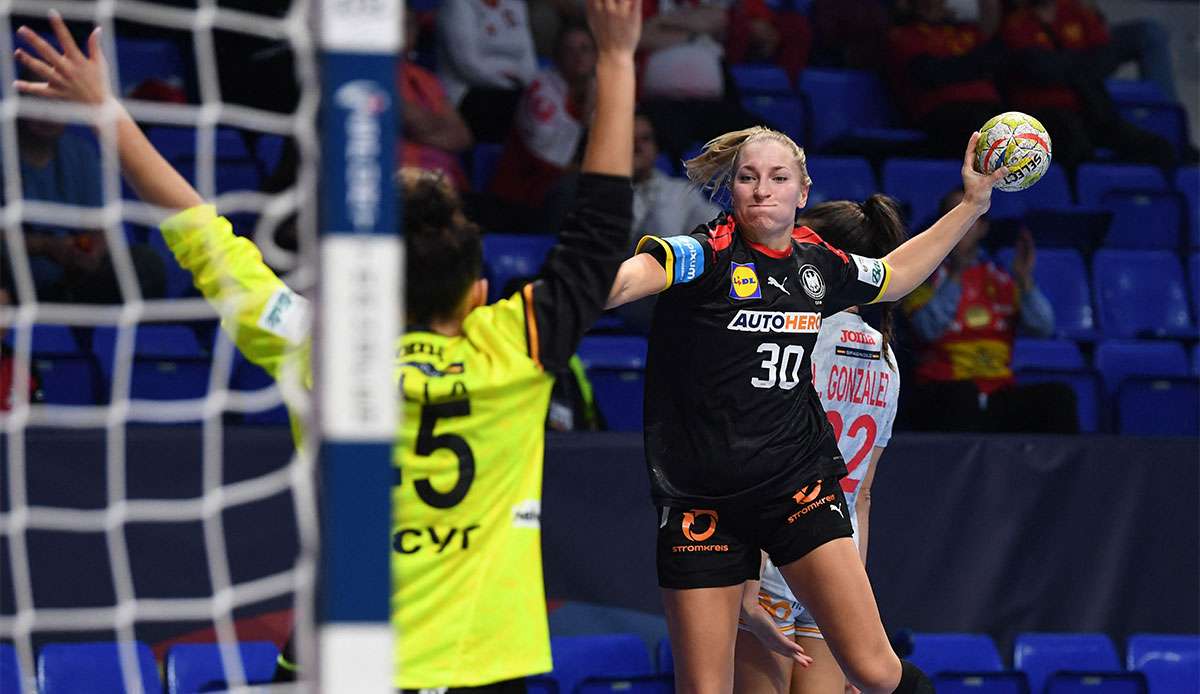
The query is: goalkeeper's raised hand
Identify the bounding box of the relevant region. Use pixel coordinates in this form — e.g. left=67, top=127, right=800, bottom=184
left=14, top=10, right=204, bottom=212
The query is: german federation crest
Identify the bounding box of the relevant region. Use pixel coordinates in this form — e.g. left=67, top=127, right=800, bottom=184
left=799, top=264, right=825, bottom=301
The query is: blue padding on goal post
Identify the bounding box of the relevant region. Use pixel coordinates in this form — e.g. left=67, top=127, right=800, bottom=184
left=318, top=43, right=399, bottom=636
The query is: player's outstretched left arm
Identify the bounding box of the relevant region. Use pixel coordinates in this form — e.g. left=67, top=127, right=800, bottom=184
left=14, top=11, right=202, bottom=212
left=877, top=132, right=1007, bottom=303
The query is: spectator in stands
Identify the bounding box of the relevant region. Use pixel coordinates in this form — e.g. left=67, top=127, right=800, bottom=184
left=808, top=0, right=891, bottom=69
left=901, top=188, right=1076, bottom=433
left=887, top=0, right=1006, bottom=158
left=437, top=0, right=539, bottom=142
left=999, top=0, right=1176, bottom=171
left=398, top=8, right=472, bottom=190
left=528, top=0, right=587, bottom=58
left=491, top=23, right=597, bottom=213
left=723, top=2, right=811, bottom=83
left=636, top=0, right=755, bottom=162
left=615, top=112, right=722, bottom=332
left=17, top=117, right=164, bottom=303
left=1080, top=0, right=1177, bottom=100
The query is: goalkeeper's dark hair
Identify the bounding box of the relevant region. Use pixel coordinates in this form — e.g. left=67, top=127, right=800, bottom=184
left=796, top=195, right=908, bottom=368
left=400, top=168, right=483, bottom=325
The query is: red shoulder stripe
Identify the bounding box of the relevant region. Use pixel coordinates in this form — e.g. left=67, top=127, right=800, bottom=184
left=792, top=225, right=849, bottom=263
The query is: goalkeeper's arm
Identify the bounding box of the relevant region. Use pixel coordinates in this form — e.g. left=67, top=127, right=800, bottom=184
left=15, top=11, right=307, bottom=387
left=14, top=10, right=204, bottom=212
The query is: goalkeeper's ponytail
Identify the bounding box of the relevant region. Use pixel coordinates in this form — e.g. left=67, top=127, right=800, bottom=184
left=399, top=168, right=483, bottom=325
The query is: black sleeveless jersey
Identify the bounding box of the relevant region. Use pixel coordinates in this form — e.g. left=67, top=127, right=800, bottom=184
left=637, top=213, right=891, bottom=506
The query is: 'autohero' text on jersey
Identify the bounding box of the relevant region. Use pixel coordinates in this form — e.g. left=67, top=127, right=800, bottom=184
left=726, top=310, right=821, bottom=334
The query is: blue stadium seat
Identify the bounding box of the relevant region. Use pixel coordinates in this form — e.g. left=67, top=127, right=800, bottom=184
left=1126, top=634, right=1200, bottom=694
left=1118, top=102, right=1188, bottom=153
left=987, top=165, right=1072, bottom=221
left=1013, top=367, right=1101, bottom=433
left=115, top=38, right=187, bottom=96
left=996, top=248, right=1096, bottom=340
left=527, top=674, right=560, bottom=694
left=1043, top=671, right=1147, bottom=694
left=133, top=325, right=209, bottom=359
left=92, top=326, right=213, bottom=403
left=1105, top=79, right=1170, bottom=105
left=145, top=128, right=261, bottom=194
left=1094, top=340, right=1189, bottom=393
left=548, top=634, right=653, bottom=694
left=1076, top=164, right=1167, bottom=207
left=481, top=234, right=557, bottom=302
left=2, top=324, right=81, bottom=354
left=1092, top=250, right=1194, bottom=338
left=741, top=94, right=805, bottom=145
left=909, top=633, right=1003, bottom=675
left=1189, top=253, right=1199, bottom=315
left=1176, top=166, right=1198, bottom=247
left=165, top=641, right=278, bottom=694
left=932, top=672, right=1030, bottom=694
left=577, top=336, right=647, bottom=432
left=1011, top=339, right=1085, bottom=372
left=805, top=156, right=876, bottom=206
left=730, top=63, right=793, bottom=96
left=657, top=637, right=673, bottom=674
left=1099, top=190, right=1184, bottom=249
left=1193, top=343, right=1200, bottom=377
left=471, top=142, right=505, bottom=192
left=881, top=159, right=962, bottom=228
left=147, top=229, right=200, bottom=298
left=0, top=643, right=20, bottom=694
left=255, top=134, right=286, bottom=174
left=1013, top=633, right=1120, bottom=694
left=38, top=641, right=163, bottom=694
left=33, top=355, right=102, bottom=405
left=577, top=674, right=674, bottom=693
left=147, top=127, right=251, bottom=161
left=1117, top=376, right=1200, bottom=435
left=797, top=69, right=922, bottom=151
left=653, top=153, right=677, bottom=177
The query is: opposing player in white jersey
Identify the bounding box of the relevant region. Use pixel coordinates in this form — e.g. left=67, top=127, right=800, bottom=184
left=735, top=196, right=908, bottom=694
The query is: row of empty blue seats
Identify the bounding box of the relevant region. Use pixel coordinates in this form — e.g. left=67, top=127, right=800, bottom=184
left=3, top=324, right=287, bottom=423
left=6, top=323, right=1197, bottom=434
left=0, top=640, right=278, bottom=694
left=3, top=632, right=1194, bottom=694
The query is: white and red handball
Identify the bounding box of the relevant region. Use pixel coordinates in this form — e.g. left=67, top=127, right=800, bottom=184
left=975, top=112, right=1052, bottom=192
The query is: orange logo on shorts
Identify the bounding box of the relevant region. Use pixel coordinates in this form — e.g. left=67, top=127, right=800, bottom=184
left=681, top=509, right=719, bottom=542
left=793, top=482, right=822, bottom=504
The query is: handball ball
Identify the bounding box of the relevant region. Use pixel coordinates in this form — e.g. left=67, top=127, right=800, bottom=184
left=975, top=112, right=1052, bottom=192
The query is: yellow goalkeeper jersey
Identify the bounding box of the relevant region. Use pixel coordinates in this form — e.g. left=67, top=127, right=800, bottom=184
left=160, top=173, right=632, bottom=689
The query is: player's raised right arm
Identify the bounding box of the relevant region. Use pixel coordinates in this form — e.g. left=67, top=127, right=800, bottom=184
left=15, top=12, right=203, bottom=212
left=520, top=0, right=640, bottom=370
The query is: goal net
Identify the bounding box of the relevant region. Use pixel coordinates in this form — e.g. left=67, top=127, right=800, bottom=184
left=0, top=0, right=397, bottom=691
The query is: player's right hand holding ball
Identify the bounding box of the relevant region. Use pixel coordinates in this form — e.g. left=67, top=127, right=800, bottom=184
left=961, top=131, right=1010, bottom=216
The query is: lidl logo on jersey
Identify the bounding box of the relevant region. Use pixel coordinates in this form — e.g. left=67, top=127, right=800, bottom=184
left=729, top=262, right=762, bottom=300
left=727, top=310, right=821, bottom=333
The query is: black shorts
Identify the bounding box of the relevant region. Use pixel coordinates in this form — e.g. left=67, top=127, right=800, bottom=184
left=655, top=476, right=853, bottom=589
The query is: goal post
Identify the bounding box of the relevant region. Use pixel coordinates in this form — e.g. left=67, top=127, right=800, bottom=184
left=315, top=1, right=401, bottom=692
